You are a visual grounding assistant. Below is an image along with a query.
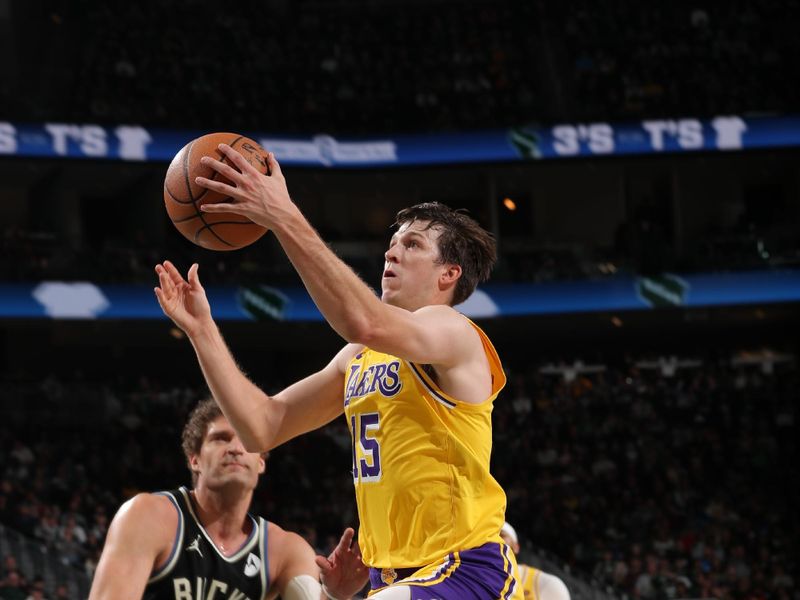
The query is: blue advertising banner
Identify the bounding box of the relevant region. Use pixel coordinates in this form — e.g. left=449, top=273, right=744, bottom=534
left=0, top=115, right=798, bottom=167
left=1, top=270, right=798, bottom=321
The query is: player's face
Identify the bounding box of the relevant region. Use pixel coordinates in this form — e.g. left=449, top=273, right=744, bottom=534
left=192, top=416, right=265, bottom=491
left=382, top=220, right=452, bottom=309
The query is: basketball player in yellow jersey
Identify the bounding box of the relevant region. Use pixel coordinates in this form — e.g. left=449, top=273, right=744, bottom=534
left=155, top=146, right=522, bottom=599
left=500, top=523, right=571, bottom=600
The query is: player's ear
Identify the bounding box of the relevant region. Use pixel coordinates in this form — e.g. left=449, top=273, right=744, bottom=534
left=189, top=454, right=201, bottom=476
left=440, top=263, right=461, bottom=284
left=257, top=455, right=266, bottom=475
left=438, top=264, right=461, bottom=296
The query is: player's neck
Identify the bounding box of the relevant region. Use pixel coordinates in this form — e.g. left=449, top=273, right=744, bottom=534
left=190, top=486, right=253, bottom=546
left=389, top=295, right=452, bottom=313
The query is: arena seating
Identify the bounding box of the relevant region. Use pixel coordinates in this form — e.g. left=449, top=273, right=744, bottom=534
left=4, top=1, right=798, bottom=133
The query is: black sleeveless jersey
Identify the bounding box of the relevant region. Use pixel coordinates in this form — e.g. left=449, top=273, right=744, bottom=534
left=143, top=487, right=270, bottom=600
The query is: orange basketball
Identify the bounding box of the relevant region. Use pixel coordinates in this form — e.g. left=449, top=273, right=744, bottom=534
left=163, top=132, right=270, bottom=251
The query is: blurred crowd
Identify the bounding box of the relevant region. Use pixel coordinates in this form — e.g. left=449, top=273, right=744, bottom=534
left=0, top=352, right=797, bottom=599
left=0, top=218, right=789, bottom=286
left=556, top=0, right=798, bottom=122
left=6, top=0, right=799, bottom=134
left=496, top=355, right=798, bottom=600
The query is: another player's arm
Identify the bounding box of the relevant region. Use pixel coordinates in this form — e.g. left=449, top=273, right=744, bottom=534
left=269, top=526, right=362, bottom=600
left=266, top=526, right=320, bottom=600
left=316, top=527, right=369, bottom=600
left=89, top=494, right=175, bottom=600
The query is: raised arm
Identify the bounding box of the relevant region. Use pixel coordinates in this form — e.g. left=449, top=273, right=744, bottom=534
left=154, top=260, right=353, bottom=451
left=89, top=494, right=175, bottom=600
left=195, top=148, right=482, bottom=369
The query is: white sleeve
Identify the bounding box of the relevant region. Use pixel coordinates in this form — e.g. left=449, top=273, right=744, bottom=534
left=282, top=574, right=322, bottom=600
left=538, top=571, right=571, bottom=600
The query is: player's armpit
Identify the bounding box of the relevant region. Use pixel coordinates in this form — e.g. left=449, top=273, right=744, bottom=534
left=88, top=494, right=177, bottom=600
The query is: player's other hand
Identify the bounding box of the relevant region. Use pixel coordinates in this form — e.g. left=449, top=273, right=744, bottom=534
left=195, top=146, right=298, bottom=231
left=154, top=261, right=213, bottom=337
left=316, top=527, right=369, bottom=600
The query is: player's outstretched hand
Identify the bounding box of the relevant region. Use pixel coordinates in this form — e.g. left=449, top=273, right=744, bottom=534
left=154, top=261, right=213, bottom=337
left=316, top=527, right=369, bottom=600
left=195, top=145, right=298, bottom=231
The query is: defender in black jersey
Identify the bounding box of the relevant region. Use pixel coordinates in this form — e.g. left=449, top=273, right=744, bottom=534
left=143, top=486, right=269, bottom=600
left=89, top=399, right=367, bottom=600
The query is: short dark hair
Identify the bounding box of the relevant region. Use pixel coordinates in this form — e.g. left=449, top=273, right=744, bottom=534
left=181, top=398, right=222, bottom=486
left=394, top=202, right=496, bottom=305
left=180, top=398, right=268, bottom=486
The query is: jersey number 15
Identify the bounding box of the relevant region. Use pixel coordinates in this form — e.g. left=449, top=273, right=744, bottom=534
left=350, top=412, right=381, bottom=483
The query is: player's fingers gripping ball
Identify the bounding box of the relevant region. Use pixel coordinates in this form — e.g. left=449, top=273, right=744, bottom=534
left=164, top=132, right=270, bottom=251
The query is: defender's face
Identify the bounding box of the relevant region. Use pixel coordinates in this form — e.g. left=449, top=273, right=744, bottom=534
left=191, top=416, right=265, bottom=491
left=382, top=220, right=447, bottom=309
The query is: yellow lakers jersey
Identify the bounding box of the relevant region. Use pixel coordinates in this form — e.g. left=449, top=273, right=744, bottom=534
left=518, top=564, right=541, bottom=600
left=343, top=320, right=508, bottom=568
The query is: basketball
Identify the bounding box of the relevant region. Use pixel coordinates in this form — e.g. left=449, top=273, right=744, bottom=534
left=163, top=132, right=270, bottom=251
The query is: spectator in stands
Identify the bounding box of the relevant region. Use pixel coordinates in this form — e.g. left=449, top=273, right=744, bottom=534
left=54, top=521, right=84, bottom=569
left=0, top=569, right=26, bottom=600
left=52, top=585, right=68, bottom=600
left=23, top=577, right=45, bottom=600
left=0, top=556, right=18, bottom=580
